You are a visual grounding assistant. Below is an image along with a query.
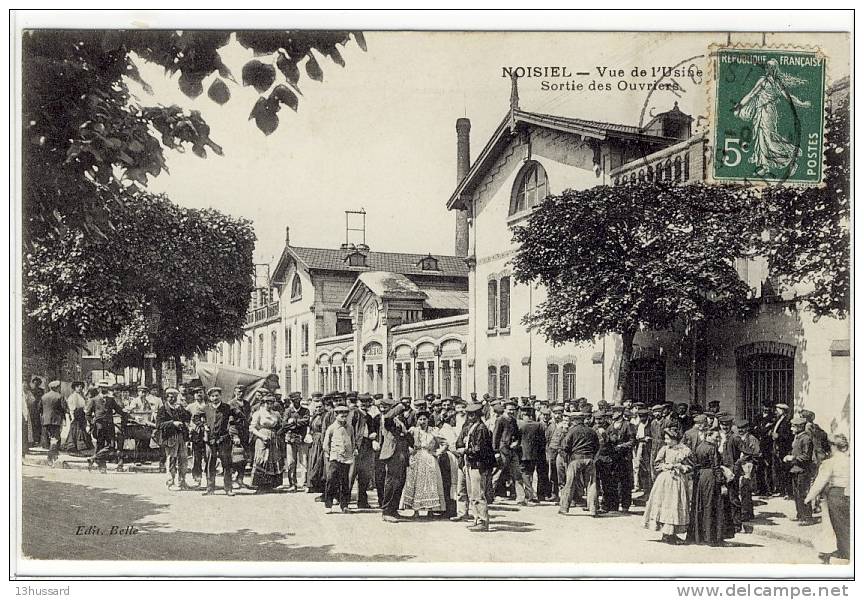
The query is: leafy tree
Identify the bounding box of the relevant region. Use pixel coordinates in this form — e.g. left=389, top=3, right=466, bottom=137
left=22, top=29, right=365, bottom=243
left=24, top=194, right=256, bottom=380
left=511, top=182, right=762, bottom=403
left=759, top=95, right=850, bottom=319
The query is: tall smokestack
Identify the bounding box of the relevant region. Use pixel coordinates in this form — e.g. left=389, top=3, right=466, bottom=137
left=455, top=118, right=471, bottom=257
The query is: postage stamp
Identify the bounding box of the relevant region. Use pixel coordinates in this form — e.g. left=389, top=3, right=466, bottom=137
left=710, top=46, right=827, bottom=184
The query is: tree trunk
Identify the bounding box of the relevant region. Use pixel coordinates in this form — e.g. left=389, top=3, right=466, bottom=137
left=174, top=355, right=183, bottom=386
left=155, top=358, right=164, bottom=391
left=613, top=328, right=636, bottom=405
left=143, top=354, right=152, bottom=387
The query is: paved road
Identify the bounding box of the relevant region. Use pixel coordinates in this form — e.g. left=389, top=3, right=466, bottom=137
left=21, top=465, right=816, bottom=564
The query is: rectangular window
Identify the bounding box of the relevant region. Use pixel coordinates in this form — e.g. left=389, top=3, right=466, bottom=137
left=500, top=365, right=510, bottom=400
left=488, top=366, right=498, bottom=398
left=441, top=361, right=451, bottom=397
left=547, top=364, right=560, bottom=402
left=285, top=366, right=292, bottom=393
left=301, top=365, right=309, bottom=397
left=487, top=280, right=498, bottom=329
left=286, top=327, right=292, bottom=357
left=453, top=360, right=462, bottom=398
left=301, top=324, right=309, bottom=354
left=563, top=363, right=577, bottom=401
left=500, top=276, right=511, bottom=329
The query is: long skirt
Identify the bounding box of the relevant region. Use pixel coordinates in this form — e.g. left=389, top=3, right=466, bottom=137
left=251, top=437, right=284, bottom=489
left=687, top=468, right=735, bottom=545
left=644, top=470, right=692, bottom=535
left=62, top=409, right=93, bottom=453
left=826, top=487, right=850, bottom=559
left=306, top=432, right=326, bottom=492
left=401, top=449, right=446, bottom=511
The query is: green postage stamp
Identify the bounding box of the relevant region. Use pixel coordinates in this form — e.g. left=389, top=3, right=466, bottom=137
left=711, top=47, right=826, bottom=184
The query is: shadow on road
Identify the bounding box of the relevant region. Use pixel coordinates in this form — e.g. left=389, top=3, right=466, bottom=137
left=22, top=475, right=413, bottom=562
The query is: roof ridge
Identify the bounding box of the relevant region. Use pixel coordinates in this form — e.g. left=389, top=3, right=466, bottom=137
left=289, top=245, right=464, bottom=259
left=518, top=109, right=642, bottom=131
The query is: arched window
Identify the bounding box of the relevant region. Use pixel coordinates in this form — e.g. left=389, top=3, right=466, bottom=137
left=547, top=364, right=560, bottom=402
left=739, top=353, right=794, bottom=425
left=270, top=330, right=277, bottom=373
left=488, top=366, right=498, bottom=398
left=656, top=162, right=664, bottom=180
left=500, top=365, right=510, bottom=400
left=246, top=336, right=252, bottom=369
left=285, top=326, right=291, bottom=357
left=562, top=363, right=577, bottom=401
left=647, top=165, right=654, bottom=182
left=290, top=274, right=302, bottom=300
left=664, top=160, right=673, bottom=180
left=418, top=254, right=439, bottom=271
left=629, top=357, right=666, bottom=405
left=630, top=172, right=637, bottom=184
left=509, top=161, right=548, bottom=215
left=257, top=333, right=264, bottom=370
left=684, top=153, right=690, bottom=180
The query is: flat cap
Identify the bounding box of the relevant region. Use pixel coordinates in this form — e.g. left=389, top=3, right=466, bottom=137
left=165, top=388, right=179, bottom=395
left=334, top=405, right=350, bottom=413
left=48, top=380, right=61, bottom=389
left=207, top=386, right=222, bottom=394
left=775, top=403, right=790, bottom=410
left=692, top=414, right=708, bottom=424
left=465, top=402, right=483, bottom=414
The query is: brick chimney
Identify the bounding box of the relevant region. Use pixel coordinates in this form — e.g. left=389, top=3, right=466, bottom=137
left=454, top=118, right=471, bottom=257
left=285, top=226, right=290, bottom=246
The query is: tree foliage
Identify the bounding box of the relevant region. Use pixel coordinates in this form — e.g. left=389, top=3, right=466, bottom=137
left=22, top=29, right=365, bottom=243
left=24, top=194, right=256, bottom=367
left=759, top=95, right=850, bottom=319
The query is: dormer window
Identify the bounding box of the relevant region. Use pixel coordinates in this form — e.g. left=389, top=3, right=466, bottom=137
left=418, top=254, right=439, bottom=271
left=290, top=274, right=302, bottom=300
left=345, top=251, right=367, bottom=267
left=510, top=161, right=548, bottom=216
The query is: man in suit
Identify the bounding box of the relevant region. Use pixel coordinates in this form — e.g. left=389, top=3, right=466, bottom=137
left=349, top=393, right=378, bottom=509
left=156, top=388, right=191, bottom=489
left=202, top=387, right=241, bottom=496
left=85, top=389, right=125, bottom=472
left=605, top=405, right=635, bottom=513
left=683, top=414, right=709, bottom=451
left=186, top=387, right=208, bottom=488
left=455, top=402, right=497, bottom=532
left=491, top=399, right=527, bottom=505
left=545, top=404, right=566, bottom=502
left=282, top=391, right=310, bottom=492
left=558, top=411, right=600, bottom=516
left=755, top=404, right=775, bottom=496
left=771, top=403, right=794, bottom=498
left=379, top=398, right=413, bottom=522
left=736, top=420, right=761, bottom=522
left=518, top=405, right=546, bottom=503
left=784, top=416, right=815, bottom=523
left=40, top=380, right=68, bottom=464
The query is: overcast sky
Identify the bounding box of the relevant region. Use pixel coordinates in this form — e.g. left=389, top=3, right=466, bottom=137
left=135, top=31, right=849, bottom=266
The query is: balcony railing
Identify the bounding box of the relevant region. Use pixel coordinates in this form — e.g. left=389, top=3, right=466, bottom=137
left=610, top=135, right=705, bottom=186
left=246, top=301, right=280, bottom=326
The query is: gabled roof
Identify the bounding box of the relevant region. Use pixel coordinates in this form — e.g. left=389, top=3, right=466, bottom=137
left=271, top=244, right=469, bottom=283
left=341, top=271, right=469, bottom=312
left=446, top=108, right=677, bottom=210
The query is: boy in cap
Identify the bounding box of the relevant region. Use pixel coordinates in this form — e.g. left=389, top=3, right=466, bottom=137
left=323, top=405, right=355, bottom=513
left=202, top=387, right=241, bottom=496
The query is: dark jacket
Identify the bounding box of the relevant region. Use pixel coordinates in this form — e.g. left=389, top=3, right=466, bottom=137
left=283, top=405, right=311, bottom=444
left=85, top=394, right=124, bottom=425
left=379, top=404, right=413, bottom=461
left=40, top=390, right=67, bottom=426
left=772, top=415, right=794, bottom=456
left=519, top=419, right=547, bottom=461
left=459, top=420, right=496, bottom=471
left=789, top=430, right=814, bottom=475
left=605, top=419, right=634, bottom=462
left=350, top=408, right=378, bottom=451
left=560, top=424, right=600, bottom=461
left=492, top=414, right=521, bottom=458
left=155, top=403, right=191, bottom=441
left=203, top=402, right=240, bottom=445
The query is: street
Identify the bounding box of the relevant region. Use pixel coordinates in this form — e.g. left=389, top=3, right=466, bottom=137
left=21, top=465, right=817, bottom=564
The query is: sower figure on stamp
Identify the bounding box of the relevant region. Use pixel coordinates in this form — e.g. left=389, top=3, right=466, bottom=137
left=156, top=388, right=190, bottom=490
left=202, top=387, right=240, bottom=496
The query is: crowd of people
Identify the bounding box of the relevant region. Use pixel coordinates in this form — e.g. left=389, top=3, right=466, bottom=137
left=22, top=377, right=850, bottom=560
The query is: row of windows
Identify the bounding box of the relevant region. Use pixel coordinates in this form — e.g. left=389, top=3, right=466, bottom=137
left=614, top=154, right=690, bottom=186
left=283, top=323, right=310, bottom=357
left=487, top=276, right=511, bottom=331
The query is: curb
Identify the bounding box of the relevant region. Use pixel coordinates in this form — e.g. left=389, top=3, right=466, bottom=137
left=23, top=456, right=163, bottom=474
left=749, top=523, right=816, bottom=548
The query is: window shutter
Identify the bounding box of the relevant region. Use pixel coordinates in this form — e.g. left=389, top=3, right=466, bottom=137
left=500, top=276, right=510, bottom=329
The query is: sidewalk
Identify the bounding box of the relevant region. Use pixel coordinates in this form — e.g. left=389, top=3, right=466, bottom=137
left=21, top=450, right=825, bottom=551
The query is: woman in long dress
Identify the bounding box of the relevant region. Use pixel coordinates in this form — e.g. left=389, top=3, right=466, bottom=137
left=249, top=396, right=285, bottom=493
left=433, top=410, right=460, bottom=518
left=305, top=401, right=327, bottom=494
left=644, top=427, right=692, bottom=544
left=62, top=382, right=93, bottom=454
left=401, top=411, right=447, bottom=516
left=687, top=429, right=736, bottom=546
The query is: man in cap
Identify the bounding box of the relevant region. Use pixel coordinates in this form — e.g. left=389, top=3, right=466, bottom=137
left=784, top=416, right=815, bottom=523
left=156, top=388, right=191, bottom=489
left=348, top=393, right=378, bottom=508
left=202, top=387, right=240, bottom=496
left=801, top=410, right=830, bottom=465
left=379, top=397, right=413, bottom=522
left=558, top=411, right=600, bottom=516
left=675, top=402, right=693, bottom=432
left=228, top=384, right=252, bottom=487
left=85, top=388, right=125, bottom=472
left=454, top=402, right=496, bottom=532
left=491, top=399, right=527, bottom=505
left=605, top=404, right=635, bottom=513
left=25, top=376, right=45, bottom=451
left=518, top=405, right=546, bottom=503
left=683, top=414, right=708, bottom=451
left=649, top=404, right=666, bottom=467
left=323, top=405, right=355, bottom=513
left=545, top=404, right=566, bottom=502
left=40, top=381, right=68, bottom=464
left=754, top=404, right=775, bottom=496
left=718, top=414, right=744, bottom=531
left=283, top=391, right=310, bottom=492
left=453, top=397, right=467, bottom=432
left=771, top=403, right=794, bottom=497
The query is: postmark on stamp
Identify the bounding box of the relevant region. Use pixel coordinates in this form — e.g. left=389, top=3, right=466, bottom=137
left=710, top=46, right=826, bottom=185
